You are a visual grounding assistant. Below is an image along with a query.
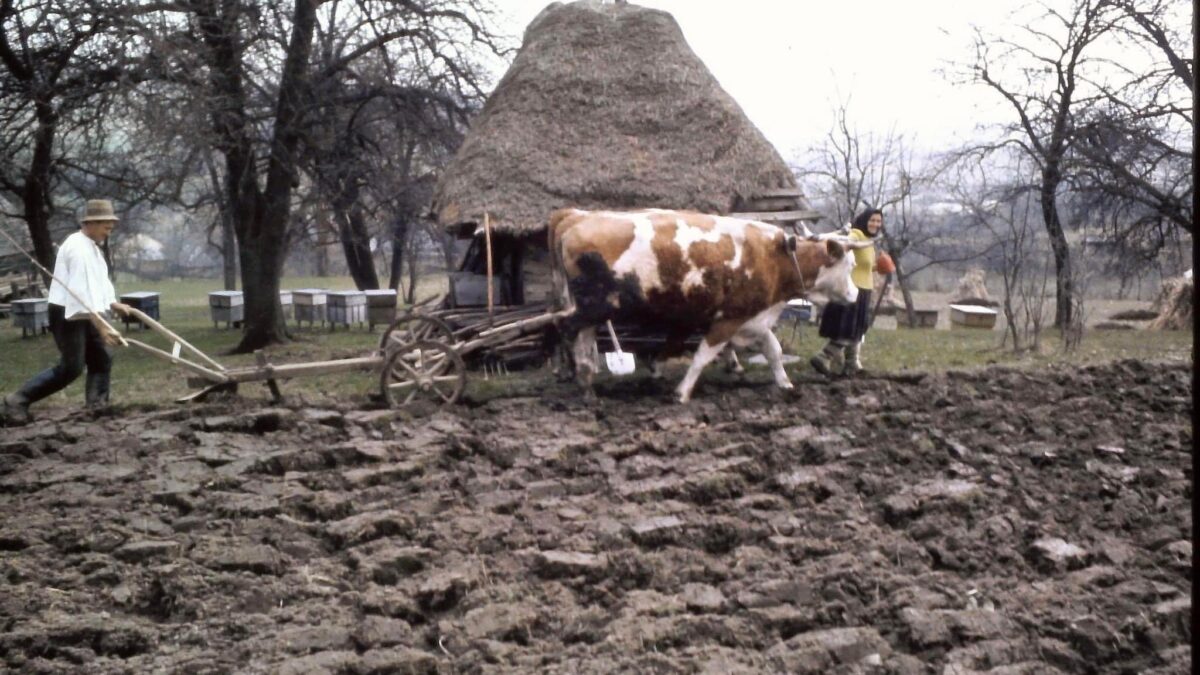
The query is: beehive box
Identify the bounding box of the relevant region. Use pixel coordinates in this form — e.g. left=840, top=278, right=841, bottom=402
left=120, top=291, right=160, bottom=330
left=12, top=298, right=49, bottom=338
left=293, top=289, right=327, bottom=328
left=327, top=291, right=367, bottom=330
left=364, top=289, right=398, bottom=330
left=949, top=303, right=998, bottom=329
left=896, top=308, right=939, bottom=329
left=208, top=291, right=244, bottom=328
left=780, top=298, right=813, bottom=323
left=279, top=290, right=294, bottom=320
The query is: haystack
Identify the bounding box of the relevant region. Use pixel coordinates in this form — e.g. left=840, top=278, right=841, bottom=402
left=1148, top=272, right=1193, bottom=330
left=951, top=269, right=996, bottom=306
left=432, top=0, right=803, bottom=239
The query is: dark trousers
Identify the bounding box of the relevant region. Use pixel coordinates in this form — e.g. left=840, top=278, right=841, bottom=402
left=14, top=304, right=112, bottom=407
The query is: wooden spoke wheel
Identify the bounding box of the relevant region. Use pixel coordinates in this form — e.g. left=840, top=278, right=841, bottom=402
left=380, top=339, right=466, bottom=408
left=379, top=313, right=455, bottom=355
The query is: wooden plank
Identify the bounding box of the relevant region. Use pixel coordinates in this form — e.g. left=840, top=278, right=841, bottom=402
left=729, top=209, right=823, bottom=222
left=743, top=197, right=801, bottom=212
left=475, top=309, right=571, bottom=339
left=223, top=356, right=383, bottom=383
left=750, top=187, right=803, bottom=198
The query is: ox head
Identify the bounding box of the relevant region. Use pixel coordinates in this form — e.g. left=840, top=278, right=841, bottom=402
left=802, top=239, right=858, bottom=306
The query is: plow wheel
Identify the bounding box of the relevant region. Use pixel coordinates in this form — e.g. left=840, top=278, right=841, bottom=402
left=380, top=339, right=466, bottom=408
left=380, top=313, right=455, bottom=355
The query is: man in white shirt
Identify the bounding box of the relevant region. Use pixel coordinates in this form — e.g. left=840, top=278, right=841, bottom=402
left=2, top=200, right=132, bottom=425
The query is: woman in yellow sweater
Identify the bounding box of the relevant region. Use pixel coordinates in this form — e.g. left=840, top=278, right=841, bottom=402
left=810, top=209, right=883, bottom=377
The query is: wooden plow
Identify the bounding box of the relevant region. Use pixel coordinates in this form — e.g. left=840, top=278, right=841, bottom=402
left=112, top=301, right=569, bottom=409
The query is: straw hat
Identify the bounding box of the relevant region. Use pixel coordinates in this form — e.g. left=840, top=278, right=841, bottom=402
left=81, top=199, right=119, bottom=223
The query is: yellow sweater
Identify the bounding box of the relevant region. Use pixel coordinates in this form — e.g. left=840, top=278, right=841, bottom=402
left=849, top=228, right=875, bottom=290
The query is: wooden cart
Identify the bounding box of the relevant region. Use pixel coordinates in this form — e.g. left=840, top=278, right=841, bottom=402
left=117, top=299, right=569, bottom=409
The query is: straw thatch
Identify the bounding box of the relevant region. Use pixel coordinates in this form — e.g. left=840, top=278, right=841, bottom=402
left=433, top=0, right=800, bottom=238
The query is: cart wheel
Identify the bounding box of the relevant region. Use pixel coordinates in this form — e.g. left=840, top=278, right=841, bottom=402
left=380, top=339, right=466, bottom=408
left=379, top=313, right=455, bottom=355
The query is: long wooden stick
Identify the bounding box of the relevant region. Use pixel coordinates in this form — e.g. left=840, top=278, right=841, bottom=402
left=123, top=307, right=226, bottom=372
left=484, top=211, right=494, bottom=323
left=0, top=222, right=127, bottom=346
left=124, top=339, right=229, bottom=382
left=869, top=274, right=892, bottom=329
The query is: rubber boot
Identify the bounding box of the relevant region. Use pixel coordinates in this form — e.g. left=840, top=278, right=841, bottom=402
left=2, top=392, right=31, bottom=425
left=843, top=340, right=863, bottom=377
left=85, top=372, right=111, bottom=410
left=809, top=341, right=844, bottom=377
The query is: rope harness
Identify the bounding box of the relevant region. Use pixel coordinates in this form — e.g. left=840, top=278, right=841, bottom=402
left=785, top=234, right=808, bottom=295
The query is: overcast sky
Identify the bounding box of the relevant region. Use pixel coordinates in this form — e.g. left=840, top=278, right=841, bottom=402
left=488, top=1, right=1027, bottom=160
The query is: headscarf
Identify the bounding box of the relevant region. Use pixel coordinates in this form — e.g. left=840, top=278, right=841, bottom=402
left=851, top=209, right=883, bottom=237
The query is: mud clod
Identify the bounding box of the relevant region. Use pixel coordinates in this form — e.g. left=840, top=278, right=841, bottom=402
left=0, top=361, right=1190, bottom=672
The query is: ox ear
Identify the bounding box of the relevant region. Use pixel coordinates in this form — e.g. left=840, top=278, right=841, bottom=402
left=825, top=239, right=846, bottom=261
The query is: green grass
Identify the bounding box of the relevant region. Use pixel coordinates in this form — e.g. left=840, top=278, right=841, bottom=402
left=1, top=276, right=1192, bottom=412
left=778, top=323, right=1193, bottom=374
left=1, top=275, right=449, bottom=409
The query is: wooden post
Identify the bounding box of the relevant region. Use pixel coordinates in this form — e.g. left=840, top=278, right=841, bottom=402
left=869, top=274, right=892, bottom=329
left=484, top=211, right=494, bottom=323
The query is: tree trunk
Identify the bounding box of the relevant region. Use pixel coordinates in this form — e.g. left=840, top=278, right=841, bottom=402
left=236, top=232, right=288, bottom=349
left=205, top=152, right=238, bottom=290
left=23, top=104, right=58, bottom=286
left=334, top=200, right=379, bottom=290
left=222, top=214, right=238, bottom=290
left=405, top=231, right=419, bottom=305
left=388, top=216, right=409, bottom=291
left=315, top=234, right=329, bottom=277
left=895, top=262, right=916, bottom=323
left=1040, top=166, right=1073, bottom=328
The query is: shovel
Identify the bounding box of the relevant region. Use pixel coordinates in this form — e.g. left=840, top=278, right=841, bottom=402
left=603, top=320, right=636, bottom=375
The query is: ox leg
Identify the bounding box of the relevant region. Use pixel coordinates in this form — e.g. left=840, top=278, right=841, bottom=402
left=649, top=358, right=665, bottom=380
left=759, top=329, right=793, bottom=390
left=573, top=326, right=599, bottom=398
left=722, top=347, right=745, bottom=375
left=676, top=335, right=731, bottom=403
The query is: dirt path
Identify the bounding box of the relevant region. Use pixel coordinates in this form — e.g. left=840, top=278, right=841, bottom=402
left=0, top=360, right=1191, bottom=673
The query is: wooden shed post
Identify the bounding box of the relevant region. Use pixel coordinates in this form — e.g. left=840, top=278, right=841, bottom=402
left=484, top=212, right=494, bottom=322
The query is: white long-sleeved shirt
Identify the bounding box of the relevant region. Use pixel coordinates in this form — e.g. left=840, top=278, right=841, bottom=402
left=46, top=231, right=117, bottom=320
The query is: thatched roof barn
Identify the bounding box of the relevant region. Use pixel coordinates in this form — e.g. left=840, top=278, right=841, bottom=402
left=432, top=0, right=813, bottom=240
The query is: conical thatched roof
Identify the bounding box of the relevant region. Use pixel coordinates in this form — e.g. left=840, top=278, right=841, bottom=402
left=433, top=0, right=801, bottom=238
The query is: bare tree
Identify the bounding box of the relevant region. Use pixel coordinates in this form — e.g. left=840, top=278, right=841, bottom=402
left=798, top=101, right=985, bottom=325
left=1068, top=0, right=1192, bottom=260
left=0, top=0, right=141, bottom=279
left=302, top=39, right=474, bottom=291
left=158, top=0, right=501, bottom=351
left=965, top=0, right=1121, bottom=328
left=950, top=155, right=1051, bottom=353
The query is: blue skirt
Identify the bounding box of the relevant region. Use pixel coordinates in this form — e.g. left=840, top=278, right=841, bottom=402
left=818, top=289, right=873, bottom=342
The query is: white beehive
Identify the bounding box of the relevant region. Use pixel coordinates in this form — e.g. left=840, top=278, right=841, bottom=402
left=293, top=289, right=328, bottom=328
left=364, top=289, right=398, bottom=330
left=949, top=303, right=998, bottom=329
left=208, top=291, right=244, bottom=329
left=327, top=290, right=367, bottom=330
left=12, top=298, right=49, bottom=338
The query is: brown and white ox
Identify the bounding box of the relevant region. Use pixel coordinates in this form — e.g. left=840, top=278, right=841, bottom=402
left=550, top=208, right=858, bottom=402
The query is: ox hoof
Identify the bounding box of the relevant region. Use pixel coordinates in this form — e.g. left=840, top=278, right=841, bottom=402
left=776, top=380, right=794, bottom=390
